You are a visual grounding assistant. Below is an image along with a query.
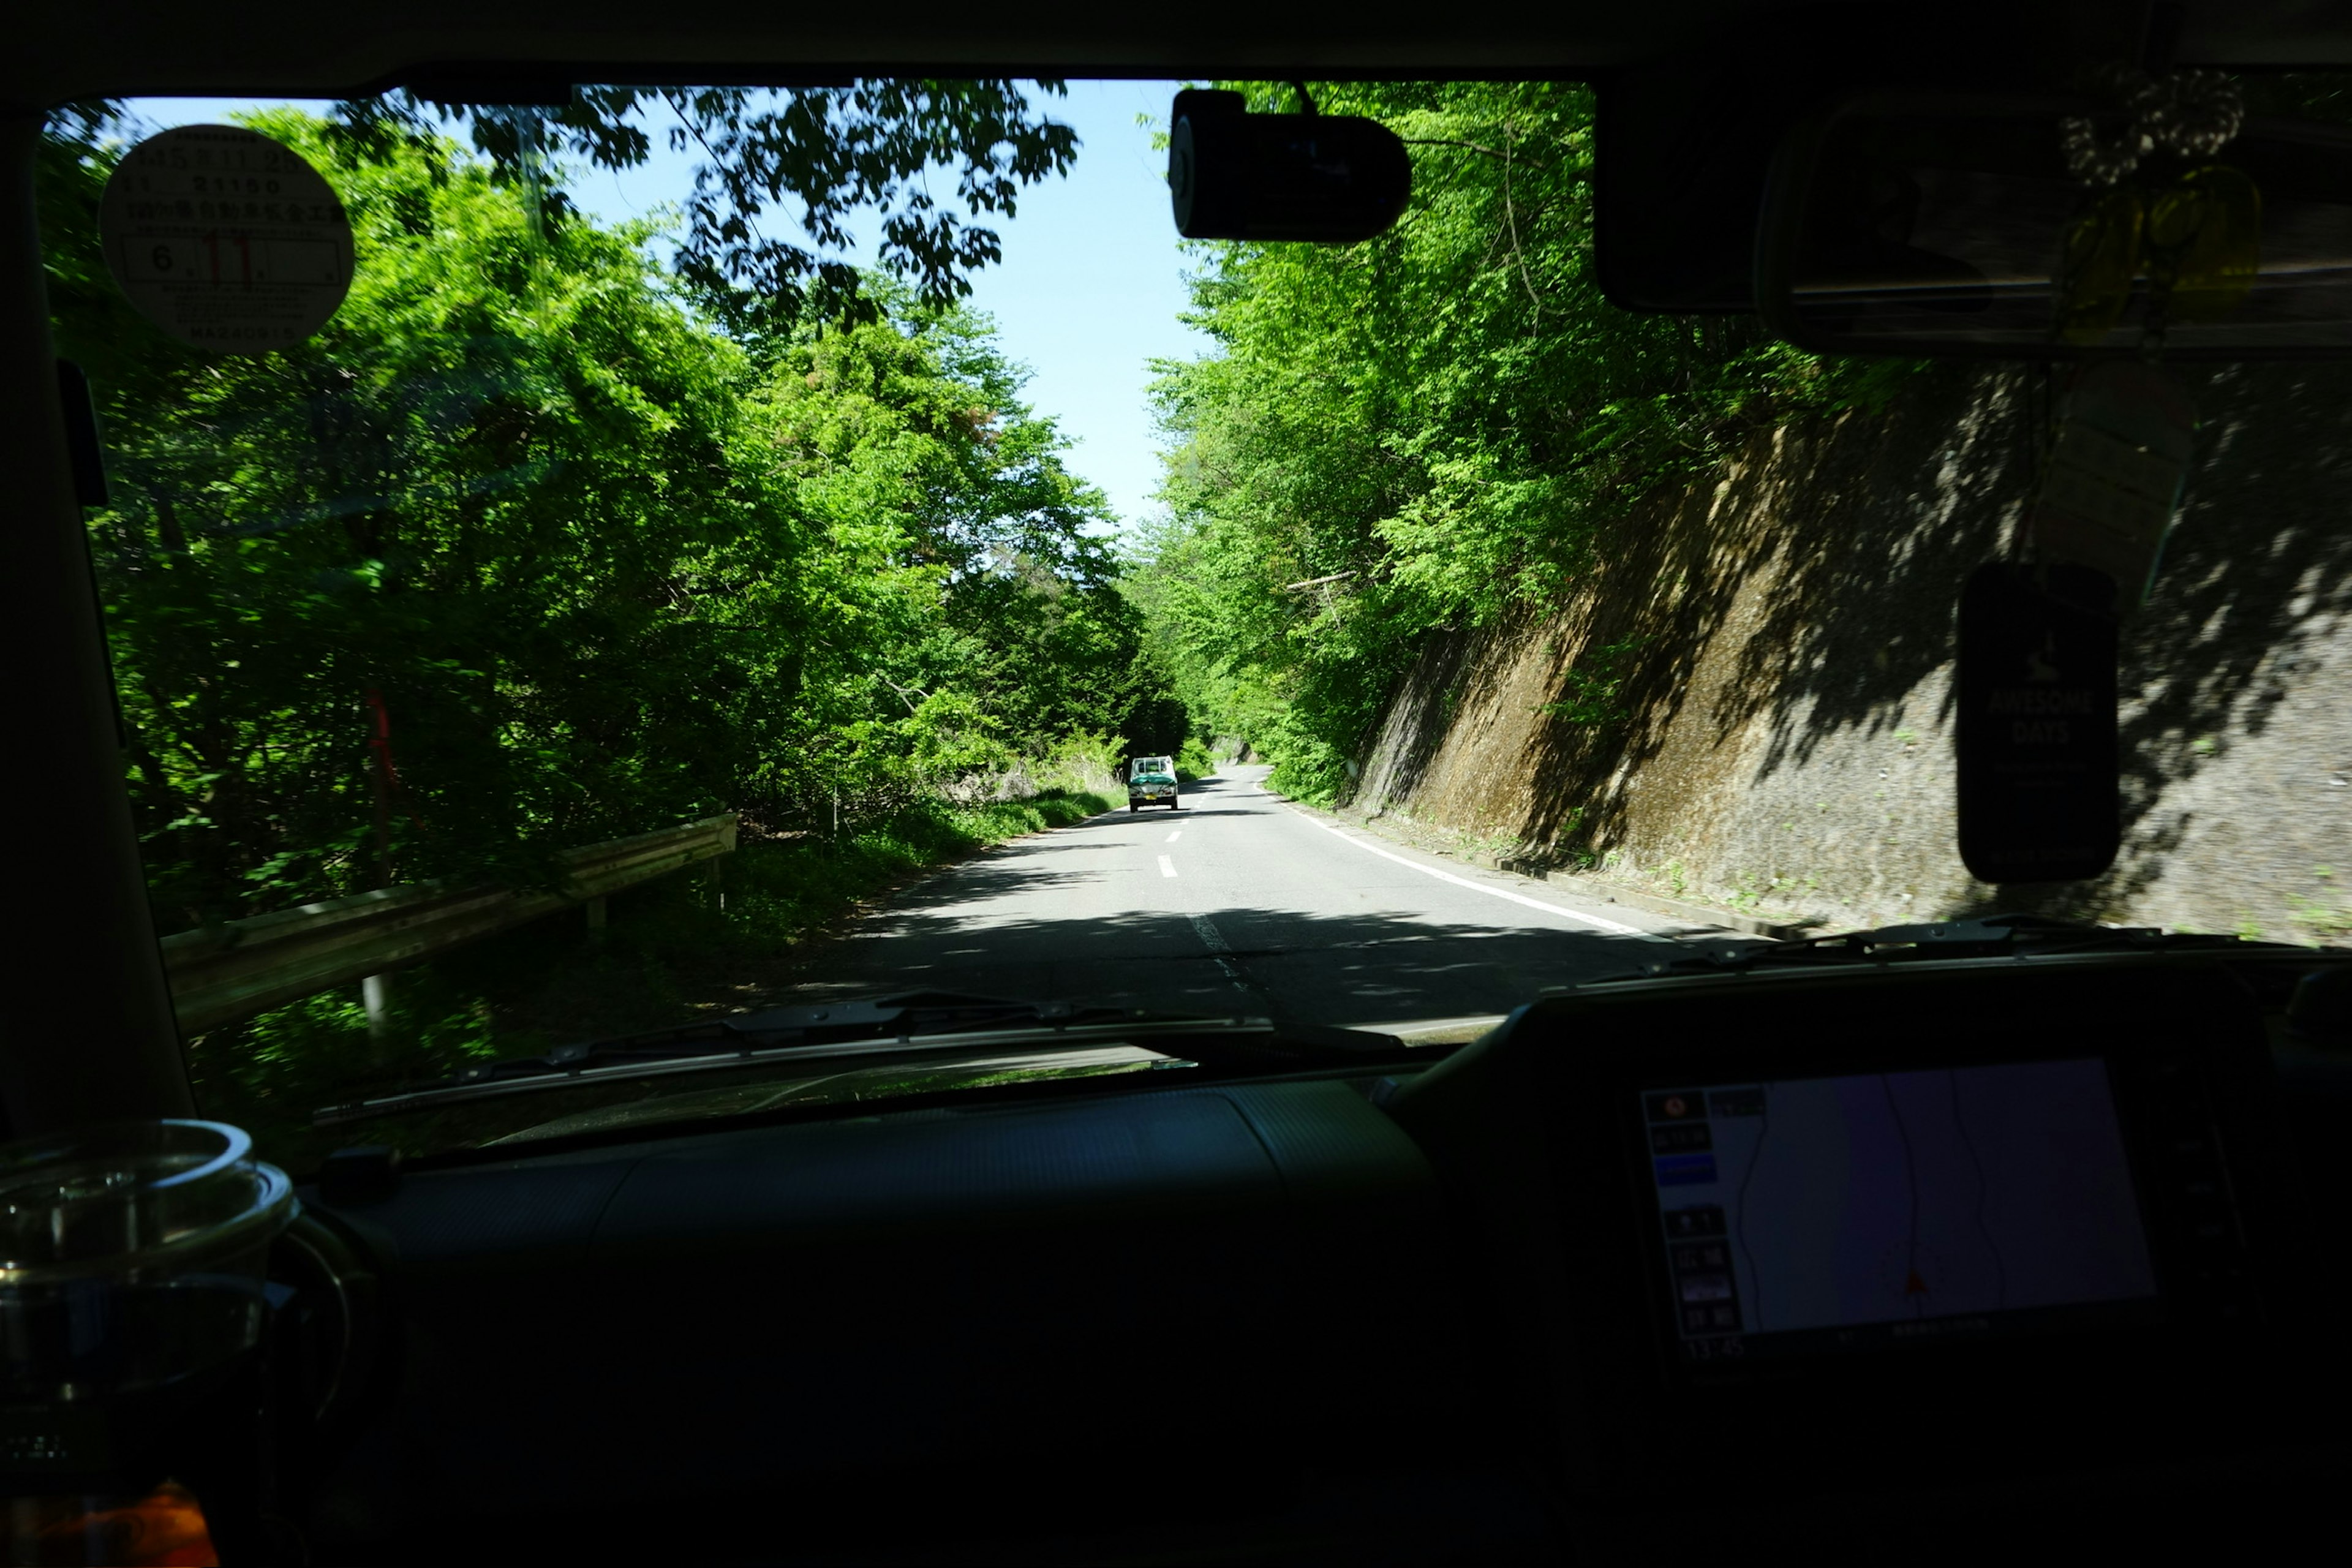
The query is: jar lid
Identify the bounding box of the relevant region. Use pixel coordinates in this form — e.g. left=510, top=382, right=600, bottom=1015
left=0, top=1120, right=293, bottom=1286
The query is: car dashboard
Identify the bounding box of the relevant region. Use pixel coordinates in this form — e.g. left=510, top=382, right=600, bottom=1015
left=269, top=952, right=2348, bottom=1562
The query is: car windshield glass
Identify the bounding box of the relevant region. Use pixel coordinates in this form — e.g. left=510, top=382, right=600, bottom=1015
left=45, top=76, right=2350, bottom=1174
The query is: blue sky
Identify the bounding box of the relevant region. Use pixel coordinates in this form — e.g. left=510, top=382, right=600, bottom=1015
left=124, top=82, right=1208, bottom=529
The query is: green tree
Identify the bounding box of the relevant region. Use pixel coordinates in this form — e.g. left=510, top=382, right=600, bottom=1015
left=50, top=111, right=797, bottom=920
left=331, top=81, right=1080, bottom=337
left=40, top=106, right=1169, bottom=927
left=1134, top=80, right=1909, bottom=799
left=743, top=300, right=1178, bottom=820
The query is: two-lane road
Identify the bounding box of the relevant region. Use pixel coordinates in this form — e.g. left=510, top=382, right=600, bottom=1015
left=791, top=766, right=1736, bottom=1027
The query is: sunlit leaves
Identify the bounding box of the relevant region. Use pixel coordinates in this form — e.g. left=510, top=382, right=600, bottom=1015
left=1134, top=80, right=1902, bottom=799
left=42, top=108, right=1167, bottom=929
left=330, top=81, right=1079, bottom=338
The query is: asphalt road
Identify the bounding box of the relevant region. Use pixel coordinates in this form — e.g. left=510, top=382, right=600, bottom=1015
left=792, top=766, right=1742, bottom=1029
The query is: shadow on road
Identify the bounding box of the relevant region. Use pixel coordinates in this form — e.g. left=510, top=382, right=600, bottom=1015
left=770, top=765, right=1722, bottom=1024
left=783, top=903, right=1708, bottom=1028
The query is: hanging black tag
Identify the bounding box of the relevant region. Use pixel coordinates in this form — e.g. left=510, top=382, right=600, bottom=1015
left=1956, top=562, right=2120, bottom=883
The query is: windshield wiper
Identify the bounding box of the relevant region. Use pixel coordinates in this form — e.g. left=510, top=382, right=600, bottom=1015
left=1619, top=914, right=2327, bottom=979
left=313, top=990, right=1408, bottom=1126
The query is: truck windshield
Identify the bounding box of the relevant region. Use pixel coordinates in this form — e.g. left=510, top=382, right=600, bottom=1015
left=43, top=77, right=2348, bottom=1173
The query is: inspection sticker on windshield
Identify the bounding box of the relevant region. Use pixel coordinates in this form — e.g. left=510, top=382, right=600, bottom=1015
left=100, top=125, right=353, bottom=353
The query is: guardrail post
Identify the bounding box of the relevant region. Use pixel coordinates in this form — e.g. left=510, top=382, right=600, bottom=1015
left=586, top=895, right=608, bottom=940
left=362, top=973, right=392, bottom=1042
left=704, top=856, right=725, bottom=913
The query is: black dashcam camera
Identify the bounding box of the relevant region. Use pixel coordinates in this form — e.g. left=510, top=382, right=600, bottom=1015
left=1169, top=89, right=1411, bottom=243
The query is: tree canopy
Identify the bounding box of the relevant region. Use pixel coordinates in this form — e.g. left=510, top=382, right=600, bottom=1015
left=335, top=81, right=1080, bottom=337
left=42, top=103, right=1178, bottom=931
left=1129, top=80, right=1917, bottom=800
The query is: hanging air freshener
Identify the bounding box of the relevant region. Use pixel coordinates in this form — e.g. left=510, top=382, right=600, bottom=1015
left=1956, top=562, right=2122, bottom=884
left=2026, top=360, right=2196, bottom=608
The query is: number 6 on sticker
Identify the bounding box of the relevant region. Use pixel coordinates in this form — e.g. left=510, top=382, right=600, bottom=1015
left=100, top=124, right=353, bottom=354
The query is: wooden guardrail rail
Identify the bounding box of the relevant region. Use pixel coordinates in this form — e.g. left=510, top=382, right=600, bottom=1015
left=159, top=813, right=737, bottom=1035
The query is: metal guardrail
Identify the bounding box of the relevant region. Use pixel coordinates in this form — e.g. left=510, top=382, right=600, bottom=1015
left=159, top=813, right=737, bottom=1035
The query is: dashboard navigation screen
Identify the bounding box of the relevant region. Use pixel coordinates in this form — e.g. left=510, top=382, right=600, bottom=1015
left=1642, top=1059, right=2162, bottom=1362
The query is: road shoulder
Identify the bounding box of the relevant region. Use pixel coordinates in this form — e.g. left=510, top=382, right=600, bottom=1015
left=1270, top=790, right=1798, bottom=941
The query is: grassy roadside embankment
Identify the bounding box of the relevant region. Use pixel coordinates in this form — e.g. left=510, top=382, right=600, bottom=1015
left=188, top=786, right=1118, bottom=1170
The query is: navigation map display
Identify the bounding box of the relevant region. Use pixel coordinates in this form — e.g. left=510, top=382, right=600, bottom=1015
left=1643, top=1060, right=2161, bottom=1361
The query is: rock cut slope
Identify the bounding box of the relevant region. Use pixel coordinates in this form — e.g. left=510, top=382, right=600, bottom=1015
left=1347, top=363, right=2352, bottom=943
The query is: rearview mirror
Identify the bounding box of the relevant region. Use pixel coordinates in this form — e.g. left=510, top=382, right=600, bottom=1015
left=1757, top=91, right=2352, bottom=358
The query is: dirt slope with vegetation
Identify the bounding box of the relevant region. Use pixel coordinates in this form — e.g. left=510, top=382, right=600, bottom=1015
left=1346, top=363, right=2352, bottom=941
left=1137, top=77, right=2350, bottom=944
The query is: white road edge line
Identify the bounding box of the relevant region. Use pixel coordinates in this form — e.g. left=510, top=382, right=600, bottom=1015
left=1287, top=809, right=1657, bottom=938
left=1158, top=854, right=1178, bottom=878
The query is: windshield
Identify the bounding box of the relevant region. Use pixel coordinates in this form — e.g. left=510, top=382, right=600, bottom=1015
left=42, top=77, right=2350, bottom=1172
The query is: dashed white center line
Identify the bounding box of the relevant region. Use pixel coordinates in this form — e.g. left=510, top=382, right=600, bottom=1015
left=1166, top=830, right=1182, bottom=842
left=1186, top=913, right=1250, bottom=990
left=1158, top=854, right=1178, bottom=878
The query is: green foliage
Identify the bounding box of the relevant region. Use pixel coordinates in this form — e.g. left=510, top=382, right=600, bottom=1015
left=1539, top=635, right=1645, bottom=728
left=42, top=108, right=1181, bottom=932
left=1035, top=733, right=1128, bottom=796
left=740, top=299, right=1183, bottom=832
left=1128, top=81, right=1917, bottom=797
left=39, top=103, right=1181, bottom=1147
left=58, top=112, right=787, bottom=916
left=329, top=81, right=1080, bottom=336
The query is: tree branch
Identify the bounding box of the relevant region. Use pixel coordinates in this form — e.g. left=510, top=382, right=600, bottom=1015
left=1403, top=137, right=1555, bottom=169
